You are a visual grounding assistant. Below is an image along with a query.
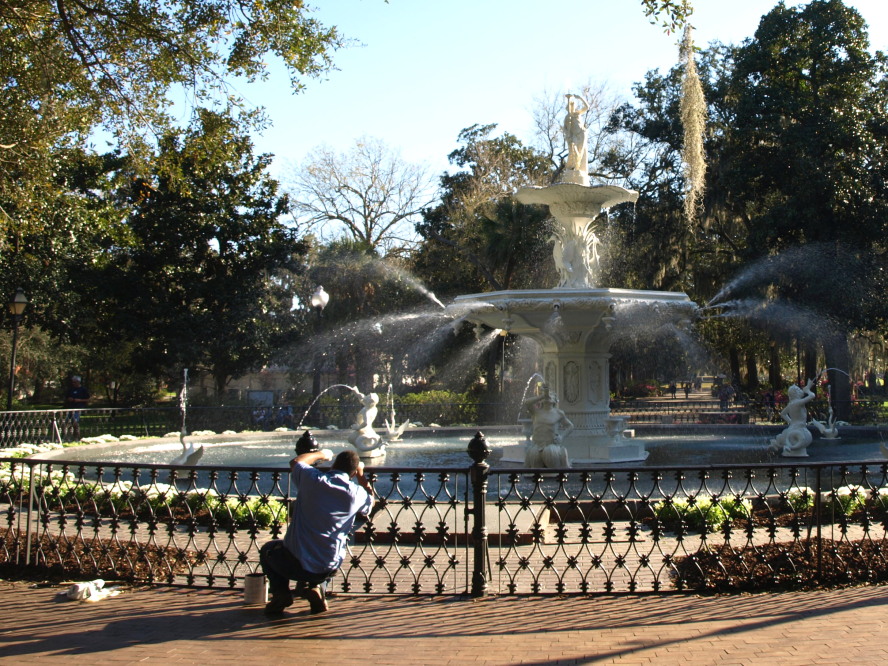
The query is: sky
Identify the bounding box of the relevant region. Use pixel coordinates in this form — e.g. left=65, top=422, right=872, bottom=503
left=213, top=0, right=888, bottom=181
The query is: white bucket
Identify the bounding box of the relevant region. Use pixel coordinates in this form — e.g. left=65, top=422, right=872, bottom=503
left=244, top=573, right=268, bottom=605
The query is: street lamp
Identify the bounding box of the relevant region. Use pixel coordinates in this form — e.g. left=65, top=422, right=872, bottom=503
left=310, top=285, right=330, bottom=313
left=6, top=288, right=27, bottom=411
left=310, top=286, right=330, bottom=423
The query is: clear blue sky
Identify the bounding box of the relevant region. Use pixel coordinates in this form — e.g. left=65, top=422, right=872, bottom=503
left=217, top=0, right=888, bottom=179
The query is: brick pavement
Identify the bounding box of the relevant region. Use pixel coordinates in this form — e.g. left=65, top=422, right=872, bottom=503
left=1, top=580, right=887, bottom=664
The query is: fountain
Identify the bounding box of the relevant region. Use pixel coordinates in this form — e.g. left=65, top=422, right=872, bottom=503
left=170, top=368, right=204, bottom=466
left=452, top=94, right=696, bottom=465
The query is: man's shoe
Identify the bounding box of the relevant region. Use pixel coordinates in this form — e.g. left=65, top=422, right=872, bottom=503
left=305, top=586, right=328, bottom=614
left=264, top=591, right=293, bottom=616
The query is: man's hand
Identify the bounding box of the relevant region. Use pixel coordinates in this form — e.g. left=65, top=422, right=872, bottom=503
left=320, top=448, right=334, bottom=461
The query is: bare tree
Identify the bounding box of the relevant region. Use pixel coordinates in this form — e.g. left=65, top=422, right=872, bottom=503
left=288, top=137, right=437, bottom=257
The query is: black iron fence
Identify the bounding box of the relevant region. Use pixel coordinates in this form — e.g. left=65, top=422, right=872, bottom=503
left=4, top=434, right=888, bottom=595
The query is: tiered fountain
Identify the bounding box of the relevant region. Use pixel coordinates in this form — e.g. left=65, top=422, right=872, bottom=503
left=453, top=94, right=696, bottom=465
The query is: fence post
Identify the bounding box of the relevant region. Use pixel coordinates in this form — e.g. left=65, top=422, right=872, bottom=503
left=814, top=466, right=823, bottom=581
left=467, top=431, right=490, bottom=597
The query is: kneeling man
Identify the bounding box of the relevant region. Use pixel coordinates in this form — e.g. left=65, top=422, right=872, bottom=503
left=260, top=448, right=373, bottom=615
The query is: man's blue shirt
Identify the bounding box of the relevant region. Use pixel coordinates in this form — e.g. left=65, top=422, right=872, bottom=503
left=284, top=461, right=372, bottom=575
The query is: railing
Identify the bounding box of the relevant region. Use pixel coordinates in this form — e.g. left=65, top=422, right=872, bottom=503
left=610, top=400, right=755, bottom=424
left=0, top=407, right=255, bottom=448
left=0, top=404, right=501, bottom=449
left=4, top=434, right=888, bottom=595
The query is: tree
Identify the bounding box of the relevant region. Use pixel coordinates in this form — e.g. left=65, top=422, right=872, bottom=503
left=289, top=137, right=436, bottom=258
left=1, top=0, right=344, bottom=142
left=614, top=0, right=888, bottom=414
left=414, top=124, right=555, bottom=296
left=1, top=0, right=344, bottom=322
left=98, top=109, right=305, bottom=395
left=717, top=0, right=888, bottom=414
left=640, top=0, right=694, bottom=33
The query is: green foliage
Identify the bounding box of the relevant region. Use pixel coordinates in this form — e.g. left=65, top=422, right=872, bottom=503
left=640, top=0, right=694, bottom=33
left=827, top=485, right=868, bottom=516
left=97, top=109, right=304, bottom=392
left=785, top=486, right=816, bottom=513
left=414, top=124, right=556, bottom=297
left=1, top=0, right=343, bottom=397
left=654, top=494, right=751, bottom=532
left=397, top=390, right=480, bottom=425
left=1, top=0, right=343, bottom=142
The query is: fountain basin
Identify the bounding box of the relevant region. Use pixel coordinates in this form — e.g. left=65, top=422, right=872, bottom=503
left=32, top=425, right=888, bottom=469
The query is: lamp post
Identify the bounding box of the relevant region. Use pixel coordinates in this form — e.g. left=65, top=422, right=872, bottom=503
left=310, top=286, right=330, bottom=423
left=6, top=288, right=27, bottom=411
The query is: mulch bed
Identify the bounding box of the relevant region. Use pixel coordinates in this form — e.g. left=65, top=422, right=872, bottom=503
left=0, top=528, right=201, bottom=584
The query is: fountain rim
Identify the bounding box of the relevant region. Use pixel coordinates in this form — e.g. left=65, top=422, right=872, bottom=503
left=30, top=423, right=888, bottom=464
left=452, top=287, right=694, bottom=308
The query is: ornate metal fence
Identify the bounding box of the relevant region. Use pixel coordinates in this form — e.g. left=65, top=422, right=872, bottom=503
left=3, top=434, right=888, bottom=595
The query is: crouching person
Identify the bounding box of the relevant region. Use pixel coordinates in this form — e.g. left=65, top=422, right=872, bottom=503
left=260, top=448, right=373, bottom=615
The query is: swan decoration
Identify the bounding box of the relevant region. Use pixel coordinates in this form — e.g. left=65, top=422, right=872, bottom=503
left=383, top=416, right=410, bottom=442
left=171, top=432, right=204, bottom=466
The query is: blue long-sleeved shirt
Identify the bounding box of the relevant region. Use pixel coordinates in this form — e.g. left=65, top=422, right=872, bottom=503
left=284, top=461, right=372, bottom=574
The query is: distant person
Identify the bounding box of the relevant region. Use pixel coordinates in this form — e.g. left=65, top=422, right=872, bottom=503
left=64, top=375, right=90, bottom=440
left=764, top=390, right=776, bottom=421
left=260, top=448, right=373, bottom=616
left=669, top=381, right=677, bottom=399
left=683, top=382, right=691, bottom=399
left=718, top=385, right=730, bottom=411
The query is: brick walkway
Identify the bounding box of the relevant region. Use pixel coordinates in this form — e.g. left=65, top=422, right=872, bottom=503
left=1, top=581, right=887, bottom=664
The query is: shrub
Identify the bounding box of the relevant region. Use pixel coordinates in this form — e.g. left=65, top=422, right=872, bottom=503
left=654, top=495, right=752, bottom=532
left=621, top=382, right=662, bottom=398
left=784, top=486, right=816, bottom=512
left=827, top=485, right=868, bottom=516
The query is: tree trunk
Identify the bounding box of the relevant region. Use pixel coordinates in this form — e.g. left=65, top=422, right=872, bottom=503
left=745, top=353, right=759, bottom=392
left=803, top=344, right=819, bottom=385
left=768, top=341, right=783, bottom=389
left=729, top=347, right=742, bottom=387
left=824, top=334, right=852, bottom=421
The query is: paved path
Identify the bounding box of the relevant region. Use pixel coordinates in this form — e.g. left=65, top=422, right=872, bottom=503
left=1, top=580, right=887, bottom=665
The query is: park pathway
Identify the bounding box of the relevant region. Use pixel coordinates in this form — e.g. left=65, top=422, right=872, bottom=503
left=0, top=579, right=887, bottom=664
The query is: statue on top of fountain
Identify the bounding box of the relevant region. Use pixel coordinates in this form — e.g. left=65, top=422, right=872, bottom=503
left=562, top=94, right=590, bottom=186
left=347, top=388, right=386, bottom=458
left=770, top=378, right=816, bottom=457
left=523, top=384, right=573, bottom=468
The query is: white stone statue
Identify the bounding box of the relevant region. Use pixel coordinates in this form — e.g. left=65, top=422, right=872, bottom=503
left=347, top=388, right=385, bottom=457
left=770, top=379, right=816, bottom=457
left=562, top=94, right=590, bottom=186
left=523, top=385, right=573, bottom=468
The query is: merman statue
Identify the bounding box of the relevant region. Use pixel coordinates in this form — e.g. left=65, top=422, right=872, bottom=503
left=347, top=388, right=385, bottom=458
left=522, top=384, right=573, bottom=468
left=770, top=378, right=816, bottom=457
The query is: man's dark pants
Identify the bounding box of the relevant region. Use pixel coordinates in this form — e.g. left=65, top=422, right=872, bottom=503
left=259, top=540, right=333, bottom=598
